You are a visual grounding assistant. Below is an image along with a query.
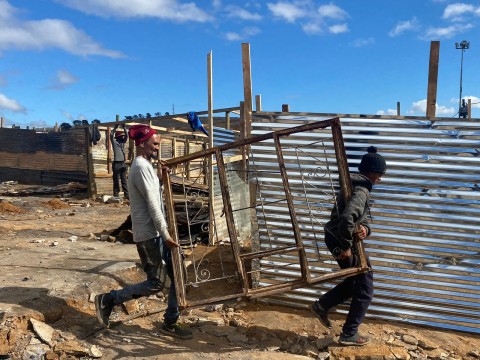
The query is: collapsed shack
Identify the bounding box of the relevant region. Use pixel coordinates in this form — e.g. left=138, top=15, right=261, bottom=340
left=1, top=108, right=479, bottom=335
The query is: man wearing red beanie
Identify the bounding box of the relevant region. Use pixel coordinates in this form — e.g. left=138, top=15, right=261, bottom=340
left=95, top=124, right=193, bottom=340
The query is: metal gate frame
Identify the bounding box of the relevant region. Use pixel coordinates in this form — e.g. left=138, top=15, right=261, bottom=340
left=162, top=117, right=369, bottom=308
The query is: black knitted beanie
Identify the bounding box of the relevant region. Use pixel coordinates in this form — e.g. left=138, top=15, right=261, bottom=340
left=358, top=146, right=387, bottom=174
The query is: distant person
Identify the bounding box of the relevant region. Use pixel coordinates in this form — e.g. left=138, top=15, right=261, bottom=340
left=95, top=124, right=193, bottom=340
left=310, top=146, right=387, bottom=346
left=110, top=124, right=129, bottom=199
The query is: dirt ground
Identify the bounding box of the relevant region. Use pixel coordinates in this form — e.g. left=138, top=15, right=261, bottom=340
left=0, top=187, right=479, bottom=360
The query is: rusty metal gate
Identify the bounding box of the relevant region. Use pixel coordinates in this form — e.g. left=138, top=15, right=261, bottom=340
left=163, top=118, right=369, bottom=308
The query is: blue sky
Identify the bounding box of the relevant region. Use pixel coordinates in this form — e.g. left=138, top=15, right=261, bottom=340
left=0, top=0, right=479, bottom=128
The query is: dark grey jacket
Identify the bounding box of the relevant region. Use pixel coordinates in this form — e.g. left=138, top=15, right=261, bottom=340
left=110, top=125, right=127, bottom=162
left=324, top=173, right=373, bottom=250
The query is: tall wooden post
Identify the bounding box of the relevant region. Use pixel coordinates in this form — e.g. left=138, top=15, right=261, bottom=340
left=426, top=41, right=440, bottom=118
left=241, top=43, right=258, bottom=244
left=468, top=99, right=472, bottom=119
left=255, top=95, right=262, bottom=112
left=397, top=102, right=401, bottom=116
left=0, top=117, right=4, bottom=128
left=207, top=50, right=215, bottom=244
left=242, top=43, right=253, bottom=141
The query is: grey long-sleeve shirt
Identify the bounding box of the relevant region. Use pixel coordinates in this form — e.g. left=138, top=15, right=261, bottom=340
left=324, top=173, right=373, bottom=250
left=128, top=156, right=170, bottom=243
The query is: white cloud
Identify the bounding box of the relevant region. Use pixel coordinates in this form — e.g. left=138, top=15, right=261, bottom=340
left=435, top=104, right=456, bottom=115
left=267, top=1, right=349, bottom=36
left=302, top=22, right=322, bottom=34
left=48, top=70, right=79, bottom=90
left=225, top=26, right=261, bottom=41
left=376, top=109, right=398, bottom=116
left=225, top=32, right=242, bottom=41
left=409, top=99, right=455, bottom=116
left=0, top=1, right=123, bottom=58
left=422, top=23, right=473, bottom=39
left=329, top=23, right=348, bottom=34
left=0, top=93, right=26, bottom=113
left=225, top=5, right=262, bottom=20
left=58, top=0, right=213, bottom=23
left=317, top=3, right=348, bottom=20
left=389, top=17, right=419, bottom=37
left=443, top=3, right=477, bottom=20
left=0, top=0, right=16, bottom=21
left=351, top=37, right=375, bottom=47
left=267, top=2, right=306, bottom=23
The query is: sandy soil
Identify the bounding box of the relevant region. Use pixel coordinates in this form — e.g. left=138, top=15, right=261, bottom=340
left=0, top=190, right=479, bottom=359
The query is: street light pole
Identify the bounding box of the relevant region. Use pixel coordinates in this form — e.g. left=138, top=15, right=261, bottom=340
left=455, top=40, right=469, bottom=118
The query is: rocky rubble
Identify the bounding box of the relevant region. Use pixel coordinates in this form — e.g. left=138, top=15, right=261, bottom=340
left=2, top=296, right=477, bottom=360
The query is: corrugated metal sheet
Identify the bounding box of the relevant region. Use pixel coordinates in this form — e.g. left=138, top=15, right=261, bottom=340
left=250, top=113, right=480, bottom=334
left=213, top=127, right=237, bottom=147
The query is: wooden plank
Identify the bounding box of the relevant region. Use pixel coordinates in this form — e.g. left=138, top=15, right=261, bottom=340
left=162, top=166, right=188, bottom=308
left=255, top=95, right=262, bottom=112
left=273, top=133, right=309, bottom=280
left=242, top=43, right=253, bottom=139
left=215, top=148, right=247, bottom=294
left=426, top=41, right=440, bottom=118
left=207, top=50, right=214, bottom=244
left=331, top=119, right=368, bottom=268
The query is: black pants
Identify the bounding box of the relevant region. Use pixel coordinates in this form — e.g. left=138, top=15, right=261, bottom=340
left=112, top=161, right=128, bottom=198
left=318, top=233, right=374, bottom=336
left=110, top=237, right=179, bottom=325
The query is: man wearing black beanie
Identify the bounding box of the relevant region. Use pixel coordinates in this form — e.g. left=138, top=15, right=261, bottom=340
left=310, top=146, right=387, bottom=346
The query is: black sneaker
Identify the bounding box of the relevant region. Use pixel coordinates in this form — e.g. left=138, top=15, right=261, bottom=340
left=159, top=322, right=193, bottom=340
left=339, top=333, right=370, bottom=346
left=310, top=301, right=332, bottom=328
left=94, top=293, right=114, bottom=328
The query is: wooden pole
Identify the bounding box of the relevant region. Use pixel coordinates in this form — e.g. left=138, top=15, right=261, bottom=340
left=207, top=50, right=214, bottom=245
left=255, top=95, right=262, bottom=112
left=241, top=43, right=253, bottom=139
left=239, top=101, right=247, bottom=181
left=468, top=99, right=472, bottom=119
left=397, top=102, right=401, bottom=116
left=0, top=117, right=4, bottom=128
left=162, top=167, right=187, bottom=308
left=225, top=111, right=230, bottom=130
left=242, top=43, right=256, bottom=221
left=426, top=41, right=440, bottom=118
